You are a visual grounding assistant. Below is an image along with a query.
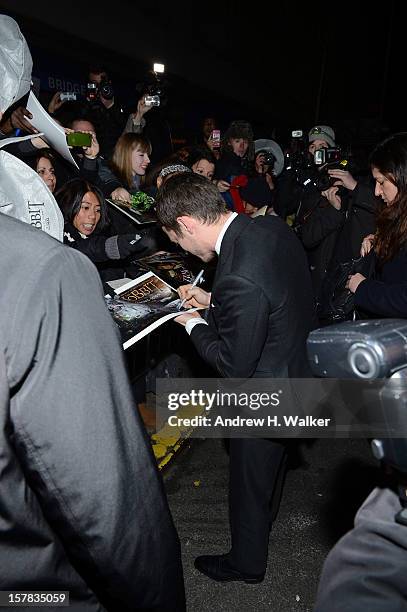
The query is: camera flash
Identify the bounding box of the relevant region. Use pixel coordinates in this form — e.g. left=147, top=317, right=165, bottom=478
left=153, top=63, right=165, bottom=74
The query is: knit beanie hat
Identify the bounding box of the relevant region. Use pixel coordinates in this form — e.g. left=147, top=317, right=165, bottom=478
left=308, top=125, right=335, bottom=147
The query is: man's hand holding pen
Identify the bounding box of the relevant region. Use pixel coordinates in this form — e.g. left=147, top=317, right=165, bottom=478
left=177, top=285, right=211, bottom=309
left=174, top=278, right=211, bottom=326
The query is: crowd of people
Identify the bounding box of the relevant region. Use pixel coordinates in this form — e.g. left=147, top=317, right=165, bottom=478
left=1, top=12, right=407, bottom=612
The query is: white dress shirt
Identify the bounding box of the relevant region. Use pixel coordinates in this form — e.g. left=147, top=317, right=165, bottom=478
left=185, top=213, right=238, bottom=335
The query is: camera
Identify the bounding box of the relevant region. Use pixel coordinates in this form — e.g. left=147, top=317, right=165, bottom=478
left=284, top=129, right=311, bottom=173
left=138, top=62, right=167, bottom=109
left=314, top=155, right=348, bottom=191
left=99, top=79, right=114, bottom=100
left=86, top=80, right=114, bottom=104
left=60, top=92, right=77, bottom=102
left=262, top=151, right=276, bottom=166
left=145, top=94, right=160, bottom=107
left=144, top=80, right=162, bottom=106
left=314, top=147, right=342, bottom=166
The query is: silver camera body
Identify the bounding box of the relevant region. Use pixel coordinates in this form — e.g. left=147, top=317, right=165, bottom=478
left=144, top=94, right=160, bottom=107
left=60, top=92, right=77, bottom=101
left=307, top=319, right=407, bottom=380
left=307, top=319, right=407, bottom=479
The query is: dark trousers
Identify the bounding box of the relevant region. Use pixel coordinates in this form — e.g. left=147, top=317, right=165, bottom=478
left=228, top=438, right=287, bottom=575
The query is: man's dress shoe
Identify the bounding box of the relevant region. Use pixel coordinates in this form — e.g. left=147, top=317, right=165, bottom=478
left=194, top=554, right=264, bottom=583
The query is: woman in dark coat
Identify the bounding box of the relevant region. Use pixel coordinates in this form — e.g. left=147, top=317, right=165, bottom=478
left=348, top=132, right=407, bottom=317
left=56, top=178, right=151, bottom=280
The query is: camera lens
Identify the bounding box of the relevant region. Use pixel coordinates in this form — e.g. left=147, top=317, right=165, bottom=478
left=348, top=345, right=379, bottom=379
left=99, top=81, right=114, bottom=100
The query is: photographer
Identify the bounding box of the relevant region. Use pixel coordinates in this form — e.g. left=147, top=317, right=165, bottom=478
left=293, top=126, right=381, bottom=311
left=250, top=138, right=285, bottom=209
left=84, top=66, right=128, bottom=159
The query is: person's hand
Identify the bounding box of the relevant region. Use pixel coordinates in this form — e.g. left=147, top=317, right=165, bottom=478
left=346, top=273, right=366, bottom=293
left=82, top=130, right=99, bottom=158
left=138, top=96, right=153, bottom=116
left=117, top=233, right=150, bottom=256
left=321, top=185, right=341, bottom=210
left=111, top=187, right=132, bottom=202
left=64, top=127, right=74, bottom=148
left=255, top=153, right=268, bottom=174
left=327, top=169, right=357, bottom=191
left=174, top=310, right=202, bottom=326
left=177, top=285, right=211, bottom=309
left=360, top=233, right=375, bottom=257
left=215, top=179, right=230, bottom=193
left=30, top=135, right=49, bottom=148
left=47, top=92, right=66, bottom=115
left=10, top=106, right=38, bottom=134
left=131, top=97, right=153, bottom=125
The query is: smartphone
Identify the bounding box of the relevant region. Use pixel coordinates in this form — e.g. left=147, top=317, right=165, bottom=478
left=66, top=132, right=92, bottom=147
left=291, top=130, right=303, bottom=138
left=60, top=92, right=77, bottom=101
left=211, top=129, right=221, bottom=148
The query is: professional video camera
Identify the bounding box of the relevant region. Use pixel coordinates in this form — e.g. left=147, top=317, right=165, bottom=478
left=284, top=129, right=310, bottom=173
left=307, top=319, right=407, bottom=524
left=314, top=155, right=349, bottom=192
left=285, top=129, right=351, bottom=192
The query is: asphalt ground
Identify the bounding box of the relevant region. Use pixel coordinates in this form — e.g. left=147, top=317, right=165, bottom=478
left=164, top=437, right=382, bottom=612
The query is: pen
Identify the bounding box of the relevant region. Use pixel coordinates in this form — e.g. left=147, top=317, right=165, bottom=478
left=178, top=269, right=204, bottom=311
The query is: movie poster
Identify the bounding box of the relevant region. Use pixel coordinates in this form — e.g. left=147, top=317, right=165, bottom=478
left=105, top=271, right=185, bottom=349
left=136, top=250, right=200, bottom=287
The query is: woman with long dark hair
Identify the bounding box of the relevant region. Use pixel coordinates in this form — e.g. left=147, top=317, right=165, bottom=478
left=348, top=132, right=407, bottom=316
left=56, top=178, right=150, bottom=280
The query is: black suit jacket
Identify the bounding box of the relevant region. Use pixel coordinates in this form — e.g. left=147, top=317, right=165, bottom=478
left=190, top=214, right=316, bottom=378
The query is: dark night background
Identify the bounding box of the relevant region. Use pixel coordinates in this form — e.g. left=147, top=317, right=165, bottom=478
left=0, top=0, right=404, bottom=154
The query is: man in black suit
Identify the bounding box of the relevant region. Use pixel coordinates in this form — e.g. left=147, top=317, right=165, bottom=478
left=155, top=173, right=315, bottom=583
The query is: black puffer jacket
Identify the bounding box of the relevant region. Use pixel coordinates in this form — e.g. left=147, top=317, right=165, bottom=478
left=297, top=177, right=381, bottom=301
left=63, top=222, right=153, bottom=280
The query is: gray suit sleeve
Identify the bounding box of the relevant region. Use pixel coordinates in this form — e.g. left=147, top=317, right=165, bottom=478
left=9, top=246, right=185, bottom=611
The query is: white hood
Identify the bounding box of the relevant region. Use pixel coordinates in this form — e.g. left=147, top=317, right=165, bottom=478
left=0, top=15, right=63, bottom=241
left=0, top=150, right=64, bottom=241
left=0, top=15, right=32, bottom=113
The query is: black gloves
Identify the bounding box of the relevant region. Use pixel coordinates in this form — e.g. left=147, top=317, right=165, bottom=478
left=117, top=233, right=147, bottom=258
